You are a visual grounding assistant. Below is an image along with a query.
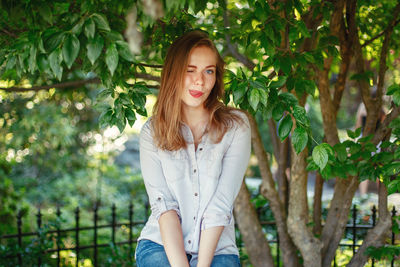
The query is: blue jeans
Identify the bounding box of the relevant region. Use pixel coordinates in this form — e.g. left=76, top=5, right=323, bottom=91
left=135, top=239, right=241, bottom=267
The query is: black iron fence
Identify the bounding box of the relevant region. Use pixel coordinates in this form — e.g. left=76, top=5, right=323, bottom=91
left=0, top=203, right=398, bottom=266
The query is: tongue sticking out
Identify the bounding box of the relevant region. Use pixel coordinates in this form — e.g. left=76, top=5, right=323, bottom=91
left=189, top=90, right=204, bottom=98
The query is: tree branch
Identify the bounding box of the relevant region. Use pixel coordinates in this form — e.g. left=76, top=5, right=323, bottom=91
left=362, top=18, right=400, bottom=48
left=1, top=28, right=18, bottom=38
left=136, top=63, right=163, bottom=68
left=333, top=0, right=356, bottom=111
left=223, top=11, right=256, bottom=70
left=376, top=2, right=400, bottom=113
left=372, top=105, right=400, bottom=145
left=136, top=72, right=161, bottom=82
left=0, top=72, right=161, bottom=92
left=0, top=78, right=101, bottom=92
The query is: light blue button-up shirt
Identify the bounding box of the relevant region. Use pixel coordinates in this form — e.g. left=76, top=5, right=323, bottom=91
left=137, top=110, right=251, bottom=260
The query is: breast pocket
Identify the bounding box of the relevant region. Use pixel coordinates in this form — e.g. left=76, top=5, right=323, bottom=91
left=206, top=148, right=223, bottom=179
left=159, top=150, right=188, bottom=182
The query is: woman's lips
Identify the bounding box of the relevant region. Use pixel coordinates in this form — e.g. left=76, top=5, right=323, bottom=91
left=189, top=90, right=204, bottom=98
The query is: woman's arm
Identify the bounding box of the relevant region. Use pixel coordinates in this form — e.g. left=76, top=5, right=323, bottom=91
left=140, top=120, right=189, bottom=266
left=159, top=210, right=190, bottom=267
left=197, top=226, right=224, bottom=267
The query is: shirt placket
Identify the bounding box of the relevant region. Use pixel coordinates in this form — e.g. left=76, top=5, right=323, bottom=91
left=184, top=125, right=202, bottom=249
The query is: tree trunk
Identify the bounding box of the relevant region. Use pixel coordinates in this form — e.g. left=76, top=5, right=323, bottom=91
left=321, top=176, right=359, bottom=266
left=277, top=138, right=289, bottom=212
left=313, top=172, right=323, bottom=236
left=347, top=182, right=392, bottom=266
left=234, top=182, right=274, bottom=267
left=287, top=147, right=322, bottom=267
left=248, top=114, right=301, bottom=267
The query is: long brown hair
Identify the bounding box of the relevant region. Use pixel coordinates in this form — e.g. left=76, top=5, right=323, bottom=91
left=152, top=30, right=245, bottom=151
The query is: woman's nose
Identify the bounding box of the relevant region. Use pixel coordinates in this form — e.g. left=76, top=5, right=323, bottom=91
left=194, top=72, right=204, bottom=85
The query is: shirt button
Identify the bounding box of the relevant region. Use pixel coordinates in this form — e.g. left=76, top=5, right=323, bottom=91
left=188, top=240, right=191, bottom=244
left=193, top=216, right=196, bottom=220
left=194, top=169, right=197, bottom=173
left=199, top=148, right=203, bottom=151
left=157, top=197, right=161, bottom=201
left=194, top=193, right=198, bottom=196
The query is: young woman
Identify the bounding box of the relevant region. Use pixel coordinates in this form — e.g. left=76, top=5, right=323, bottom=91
left=135, top=30, right=251, bottom=267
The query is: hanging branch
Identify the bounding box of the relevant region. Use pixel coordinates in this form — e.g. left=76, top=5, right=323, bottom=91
left=0, top=72, right=161, bottom=92
left=0, top=78, right=101, bottom=92
left=222, top=10, right=256, bottom=70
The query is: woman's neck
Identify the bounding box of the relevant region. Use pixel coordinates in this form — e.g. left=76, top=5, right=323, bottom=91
left=181, top=105, right=210, bottom=129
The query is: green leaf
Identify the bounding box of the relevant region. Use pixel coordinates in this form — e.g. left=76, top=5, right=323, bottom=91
left=125, top=108, right=137, bottom=127
left=84, top=18, right=96, bottom=39
left=278, top=115, right=293, bottom=141
left=312, top=143, right=329, bottom=170
left=28, top=45, right=37, bottom=74
left=279, top=92, right=298, bottom=107
left=272, top=104, right=285, bottom=121
left=105, top=43, right=119, bottom=76
left=62, top=34, right=80, bottom=69
left=38, top=5, right=53, bottom=24
left=293, top=105, right=308, bottom=126
left=71, top=19, right=84, bottom=35
left=5, top=55, right=16, bottom=70
left=334, top=143, right=347, bottom=162
left=259, top=89, right=269, bottom=106
left=116, top=41, right=134, bottom=62
left=233, top=82, right=247, bottom=104
left=387, top=84, right=400, bottom=95
left=347, top=128, right=361, bottom=139
left=92, top=13, right=111, bottom=32
left=280, top=56, right=291, bottom=75
left=388, top=180, right=400, bottom=195
left=49, top=48, right=63, bottom=81
left=45, top=32, right=65, bottom=52
left=249, top=88, right=260, bottom=111
left=298, top=21, right=311, bottom=38
left=292, top=127, right=308, bottom=153
left=270, top=76, right=287, bottom=88
left=99, top=107, right=113, bottom=128
left=87, top=34, right=104, bottom=65
left=392, top=91, right=400, bottom=106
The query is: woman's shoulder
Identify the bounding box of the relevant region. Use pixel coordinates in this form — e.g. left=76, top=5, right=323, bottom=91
left=139, top=117, right=155, bottom=140
left=229, top=108, right=250, bottom=129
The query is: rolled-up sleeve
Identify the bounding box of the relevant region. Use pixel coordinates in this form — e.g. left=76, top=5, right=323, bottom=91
left=140, top=120, right=181, bottom=221
left=201, top=113, right=251, bottom=230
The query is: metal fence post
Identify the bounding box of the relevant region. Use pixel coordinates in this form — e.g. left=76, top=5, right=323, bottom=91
left=93, top=204, right=98, bottom=267
left=56, top=207, right=61, bottom=267
left=75, top=207, right=80, bottom=267
left=37, top=208, right=42, bottom=266
left=391, top=206, right=397, bottom=267
left=17, top=210, right=23, bottom=266
left=111, top=204, right=116, bottom=244
left=371, top=205, right=377, bottom=267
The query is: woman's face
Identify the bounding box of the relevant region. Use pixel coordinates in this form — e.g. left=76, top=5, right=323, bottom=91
left=181, top=46, right=217, bottom=112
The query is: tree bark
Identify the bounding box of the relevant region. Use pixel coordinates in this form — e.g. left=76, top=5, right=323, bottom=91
left=287, top=147, right=322, bottom=267
left=277, top=138, right=289, bottom=211
left=248, top=114, right=301, bottom=267
left=234, top=182, right=274, bottom=267
left=313, top=172, right=323, bottom=236
left=347, top=182, right=392, bottom=267
left=321, top=176, right=359, bottom=266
